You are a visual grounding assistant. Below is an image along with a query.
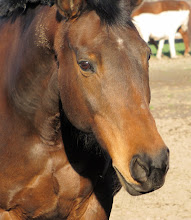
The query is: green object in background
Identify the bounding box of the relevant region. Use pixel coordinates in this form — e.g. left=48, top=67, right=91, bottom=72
left=149, top=40, right=186, bottom=57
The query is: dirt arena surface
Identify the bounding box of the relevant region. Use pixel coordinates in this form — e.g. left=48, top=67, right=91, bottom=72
left=110, top=56, right=191, bottom=220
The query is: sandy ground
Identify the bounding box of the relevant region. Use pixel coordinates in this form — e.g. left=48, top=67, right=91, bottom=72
left=110, top=56, right=191, bottom=220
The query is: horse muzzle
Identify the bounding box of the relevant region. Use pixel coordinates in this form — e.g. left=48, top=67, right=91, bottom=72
left=114, top=147, right=169, bottom=196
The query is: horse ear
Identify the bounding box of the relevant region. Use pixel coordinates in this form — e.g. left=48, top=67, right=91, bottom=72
left=56, top=0, right=85, bottom=19
left=130, top=0, right=143, bottom=10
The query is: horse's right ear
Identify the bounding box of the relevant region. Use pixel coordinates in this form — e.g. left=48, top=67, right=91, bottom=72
left=56, top=0, right=85, bottom=19
left=130, top=0, right=143, bottom=10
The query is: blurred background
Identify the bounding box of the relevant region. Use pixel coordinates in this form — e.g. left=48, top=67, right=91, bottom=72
left=110, top=0, right=191, bottom=219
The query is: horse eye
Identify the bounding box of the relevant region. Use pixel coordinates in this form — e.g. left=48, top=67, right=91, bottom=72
left=78, top=61, right=93, bottom=72
left=148, top=53, right=151, bottom=61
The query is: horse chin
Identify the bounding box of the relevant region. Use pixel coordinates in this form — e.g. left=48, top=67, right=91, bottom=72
left=114, top=167, right=156, bottom=196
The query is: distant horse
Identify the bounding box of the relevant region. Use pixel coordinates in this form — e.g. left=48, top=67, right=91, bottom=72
left=132, top=0, right=190, bottom=58
left=0, top=0, right=169, bottom=219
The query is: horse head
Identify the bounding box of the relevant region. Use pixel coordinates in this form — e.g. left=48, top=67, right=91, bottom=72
left=54, top=0, right=169, bottom=196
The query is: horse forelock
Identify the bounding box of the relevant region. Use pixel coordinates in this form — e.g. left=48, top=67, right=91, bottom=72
left=86, top=0, right=133, bottom=26
left=0, top=0, right=133, bottom=26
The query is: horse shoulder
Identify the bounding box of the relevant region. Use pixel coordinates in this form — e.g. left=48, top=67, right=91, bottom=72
left=0, top=136, right=101, bottom=219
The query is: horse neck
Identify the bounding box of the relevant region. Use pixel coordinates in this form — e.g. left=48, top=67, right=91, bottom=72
left=6, top=6, right=62, bottom=145
left=3, top=6, right=114, bottom=181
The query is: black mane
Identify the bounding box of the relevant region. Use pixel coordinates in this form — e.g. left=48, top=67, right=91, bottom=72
left=0, top=0, right=133, bottom=25
left=0, top=0, right=54, bottom=17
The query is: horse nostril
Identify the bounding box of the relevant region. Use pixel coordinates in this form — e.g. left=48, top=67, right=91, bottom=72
left=130, top=156, right=150, bottom=183
left=161, top=147, right=170, bottom=174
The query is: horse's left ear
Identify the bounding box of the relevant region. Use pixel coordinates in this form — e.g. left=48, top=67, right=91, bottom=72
left=56, top=0, right=85, bottom=19
left=130, top=0, right=143, bottom=10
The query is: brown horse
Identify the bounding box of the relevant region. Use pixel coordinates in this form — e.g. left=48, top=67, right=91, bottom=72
left=0, top=0, right=169, bottom=219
